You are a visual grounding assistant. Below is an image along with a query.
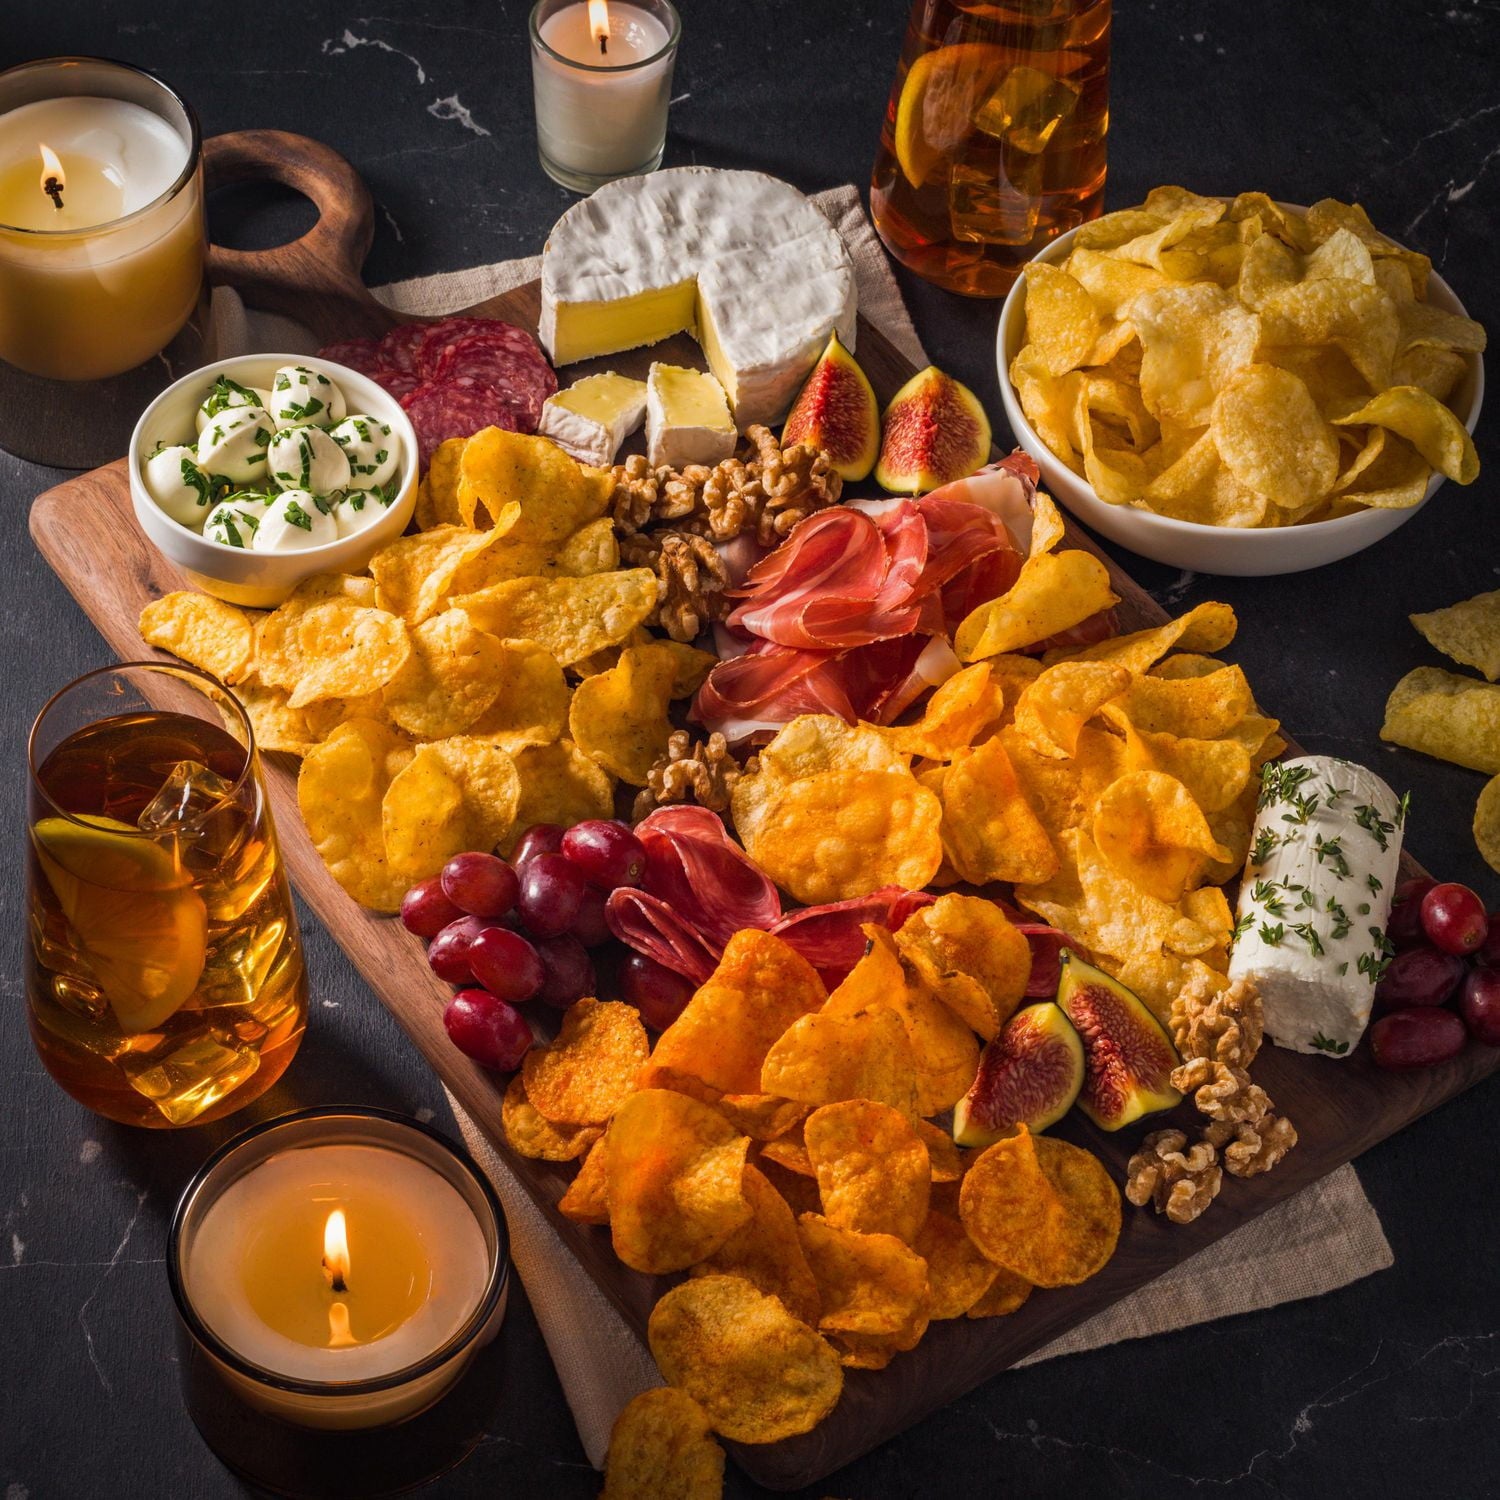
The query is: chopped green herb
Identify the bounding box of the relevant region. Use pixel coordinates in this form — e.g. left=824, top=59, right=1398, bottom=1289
left=1312, top=834, right=1350, bottom=878
left=1353, top=803, right=1395, bottom=851
left=1252, top=879, right=1286, bottom=917
left=1258, top=761, right=1314, bottom=810
left=1337, top=961, right=1349, bottom=976
left=1258, top=920, right=1285, bottom=947
left=1250, top=828, right=1281, bottom=866
left=1396, top=790, right=1412, bottom=828
left=1281, top=789, right=1321, bottom=826
left=1325, top=897, right=1351, bottom=940
left=1291, top=922, right=1325, bottom=957
left=1231, top=912, right=1255, bottom=943
left=1366, top=872, right=1384, bottom=897
left=284, top=500, right=314, bottom=532
left=1310, top=1032, right=1350, bottom=1055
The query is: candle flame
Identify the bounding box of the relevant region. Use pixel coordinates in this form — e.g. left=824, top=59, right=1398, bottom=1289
left=328, top=1300, right=358, bottom=1349
left=589, top=0, right=610, bottom=52
left=38, top=143, right=64, bottom=191
left=322, top=1208, right=350, bottom=1293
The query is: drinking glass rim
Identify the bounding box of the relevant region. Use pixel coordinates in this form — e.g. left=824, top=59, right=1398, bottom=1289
left=28, top=659, right=256, bottom=838
left=0, top=57, right=202, bottom=238
left=529, top=0, right=682, bottom=74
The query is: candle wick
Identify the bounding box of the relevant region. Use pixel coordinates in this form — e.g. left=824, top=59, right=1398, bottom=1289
left=44, top=177, right=64, bottom=211
left=599, top=34, right=608, bottom=55
left=330, top=1269, right=347, bottom=1293
left=323, top=1255, right=347, bottom=1294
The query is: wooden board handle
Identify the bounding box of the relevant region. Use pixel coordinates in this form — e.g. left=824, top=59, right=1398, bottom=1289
left=203, top=130, right=402, bottom=344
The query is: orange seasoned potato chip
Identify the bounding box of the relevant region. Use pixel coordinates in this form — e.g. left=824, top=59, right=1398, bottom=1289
left=647, top=1275, right=843, bottom=1444
left=760, top=1006, right=918, bottom=1116
left=568, top=642, right=677, bottom=785
left=915, top=1209, right=1002, bottom=1319
left=1014, top=661, right=1130, bottom=759
left=139, top=592, right=258, bottom=685
left=522, top=998, right=648, bottom=1126
left=607, top=1090, right=752, bottom=1274
left=1053, top=601, right=1237, bottom=674
left=464, top=638, right=570, bottom=753
left=500, top=1074, right=602, bottom=1162
left=757, top=1130, right=814, bottom=1177
left=895, top=894, right=1032, bottom=1041
left=381, top=736, right=520, bottom=885
left=256, top=591, right=412, bottom=708
left=369, top=525, right=506, bottom=624
left=557, top=1135, right=610, bottom=1224
left=804, top=1100, right=930, bottom=1244
left=381, top=609, right=508, bottom=739
left=450, top=570, right=659, bottom=668
left=940, top=734, right=1058, bottom=885
left=756, top=1155, right=823, bottom=1218
left=955, top=550, right=1119, bottom=663
left=601, top=1387, right=724, bottom=1500
left=503, top=741, right=615, bottom=853
left=644, top=930, right=826, bottom=1096
left=796, top=1214, right=930, bottom=1340
left=965, top=1266, right=1034, bottom=1319
left=881, top=663, right=1002, bottom=758
left=914, top=1118, right=965, bottom=1182
left=959, top=1126, right=1121, bottom=1287
left=713, top=1094, right=810, bottom=1142
left=1093, top=770, right=1232, bottom=903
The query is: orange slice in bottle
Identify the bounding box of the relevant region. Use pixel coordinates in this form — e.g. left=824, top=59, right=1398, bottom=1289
left=33, top=815, right=208, bottom=1033
left=894, top=42, right=1008, bottom=190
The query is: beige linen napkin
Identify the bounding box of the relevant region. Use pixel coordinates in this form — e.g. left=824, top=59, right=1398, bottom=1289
left=221, top=185, right=1392, bottom=1471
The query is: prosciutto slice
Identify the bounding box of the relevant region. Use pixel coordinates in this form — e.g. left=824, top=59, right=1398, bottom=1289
left=769, top=887, right=936, bottom=988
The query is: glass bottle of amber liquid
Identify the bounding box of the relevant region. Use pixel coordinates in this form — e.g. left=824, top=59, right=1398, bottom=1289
left=872, top=0, right=1111, bottom=297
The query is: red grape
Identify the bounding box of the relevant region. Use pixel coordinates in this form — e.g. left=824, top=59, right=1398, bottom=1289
left=571, top=883, right=612, bottom=947
left=443, top=989, right=533, bottom=1070
left=468, top=927, right=544, bottom=1003
left=1369, top=1007, right=1466, bottom=1070
left=1387, top=877, right=1436, bottom=949
left=1460, top=967, right=1500, bottom=1045
left=1477, top=912, right=1500, bottom=968
left=440, top=851, right=519, bottom=920
left=518, top=853, right=588, bottom=938
left=1420, top=882, right=1488, bottom=955
left=534, top=934, right=595, bottom=1008
left=1374, top=946, right=1465, bottom=1010
left=427, top=915, right=492, bottom=984
left=561, top=819, right=647, bottom=891
left=401, top=877, right=463, bottom=939
left=512, top=823, right=565, bottom=870
left=620, top=952, right=694, bottom=1031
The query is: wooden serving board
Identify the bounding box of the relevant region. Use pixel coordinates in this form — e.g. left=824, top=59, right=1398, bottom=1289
left=28, top=135, right=1500, bottom=1491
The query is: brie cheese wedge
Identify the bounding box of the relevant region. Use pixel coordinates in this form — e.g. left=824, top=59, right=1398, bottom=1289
left=646, top=363, right=736, bottom=469
left=538, top=372, right=648, bottom=467
left=539, top=166, right=857, bottom=426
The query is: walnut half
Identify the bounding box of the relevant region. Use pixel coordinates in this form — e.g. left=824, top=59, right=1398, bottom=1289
left=1205, top=1114, right=1299, bottom=1178
left=1126, top=1129, right=1223, bottom=1225
left=1170, top=974, right=1264, bottom=1069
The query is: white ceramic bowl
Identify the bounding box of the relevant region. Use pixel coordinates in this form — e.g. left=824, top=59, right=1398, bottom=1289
left=131, top=354, right=418, bottom=607
left=996, top=218, right=1485, bottom=576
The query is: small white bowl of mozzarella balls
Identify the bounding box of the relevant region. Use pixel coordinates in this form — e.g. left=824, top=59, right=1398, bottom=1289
left=130, top=353, right=418, bottom=607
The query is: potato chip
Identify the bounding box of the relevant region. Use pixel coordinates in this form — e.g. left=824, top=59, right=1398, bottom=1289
left=232, top=682, right=322, bottom=757
left=500, top=1074, right=602, bottom=1162
left=608, top=1090, right=751, bottom=1274
left=569, top=642, right=676, bottom=785
left=1110, top=950, right=1227, bottom=1026
left=1305, top=198, right=1431, bottom=295
left=959, top=1126, right=1120, bottom=1287
left=1328, top=430, right=1432, bottom=511
left=732, top=769, right=942, bottom=906
left=381, top=736, right=520, bottom=884
left=1411, top=591, right=1500, bottom=682
left=1475, top=774, right=1500, bottom=876
left=457, top=428, right=611, bottom=542
left=423, top=437, right=468, bottom=525
left=804, top=1100, right=930, bottom=1244
left=881, top=663, right=1001, bottom=758
left=381, top=609, right=508, bottom=739
left=1093, top=770, right=1232, bottom=903
left=645, top=930, right=827, bottom=1096
left=955, top=550, right=1119, bottom=663
left=461, top=638, right=571, bottom=755
left=692, top=1165, right=822, bottom=1327
left=370, top=525, right=507, bottom=625
left=760, top=1006, right=919, bottom=1115
left=940, top=734, right=1058, bottom=885
left=757, top=1131, right=814, bottom=1177
left=1121, top=723, right=1252, bottom=814
left=756, top=1155, right=823, bottom=1218
left=140, top=593, right=258, bottom=685
left=912, top=1118, right=965, bottom=1183
left=894, top=893, right=1032, bottom=1040
left=915, top=1209, right=1002, bottom=1319
left=714, top=1095, right=810, bottom=1142
left=451, top=570, right=658, bottom=668
left=1023, top=262, right=1102, bottom=377
left=1211, top=363, right=1339, bottom=507
left=1053, top=600, right=1237, bottom=674
left=256, top=592, right=413, bottom=708
left=297, top=718, right=414, bottom=911
left=647, top=1275, right=842, bottom=1444
left=1014, top=661, right=1130, bottom=759
left=1380, top=667, right=1500, bottom=774
left=759, top=715, right=910, bottom=781
left=1112, top=663, right=1254, bottom=739
left=523, top=998, right=648, bottom=1126
left=557, top=1135, right=611, bottom=1224
left=965, top=1266, right=1034, bottom=1319
left=1132, top=282, right=1261, bottom=427
left=795, top=1214, right=929, bottom=1344
left=601, top=1387, right=724, bottom=1500
left=1331, top=386, right=1478, bottom=485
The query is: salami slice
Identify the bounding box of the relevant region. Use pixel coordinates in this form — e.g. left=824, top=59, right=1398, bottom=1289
left=769, top=887, right=935, bottom=988
left=414, top=317, right=533, bottom=378
left=371, top=368, right=422, bottom=401
left=605, top=888, right=720, bottom=985
left=433, top=335, right=557, bottom=427
left=1015, top=923, right=1072, bottom=998
left=399, top=380, right=523, bottom=467
left=379, top=321, right=430, bottom=374
left=316, top=337, right=391, bottom=379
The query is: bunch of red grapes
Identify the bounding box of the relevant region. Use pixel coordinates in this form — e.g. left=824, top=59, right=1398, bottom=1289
left=1371, top=879, right=1500, bottom=1069
left=400, top=819, right=696, bottom=1071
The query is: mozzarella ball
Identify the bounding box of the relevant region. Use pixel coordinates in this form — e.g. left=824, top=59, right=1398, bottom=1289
left=267, top=423, right=352, bottom=494
left=196, top=407, right=272, bottom=484
left=196, top=376, right=273, bottom=434
left=203, top=493, right=275, bottom=550
left=144, top=444, right=216, bottom=530
left=253, top=490, right=338, bottom=552
left=329, top=487, right=394, bottom=539
left=329, top=414, right=400, bottom=490
left=268, top=364, right=346, bottom=429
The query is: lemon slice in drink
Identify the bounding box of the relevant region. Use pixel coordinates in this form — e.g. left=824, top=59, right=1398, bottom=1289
left=894, top=42, right=1007, bottom=189
left=33, top=814, right=208, bottom=1033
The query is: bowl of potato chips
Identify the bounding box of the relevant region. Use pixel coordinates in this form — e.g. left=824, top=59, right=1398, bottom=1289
left=998, top=189, right=1484, bottom=576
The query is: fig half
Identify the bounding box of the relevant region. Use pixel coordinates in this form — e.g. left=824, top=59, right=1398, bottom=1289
left=952, top=1001, right=1084, bottom=1147
left=874, top=365, right=991, bottom=494
left=1056, top=951, right=1182, bottom=1131
left=781, top=331, right=879, bottom=481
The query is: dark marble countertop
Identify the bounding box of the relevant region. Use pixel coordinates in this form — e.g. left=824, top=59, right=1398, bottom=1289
left=4, top=1, right=1500, bottom=1495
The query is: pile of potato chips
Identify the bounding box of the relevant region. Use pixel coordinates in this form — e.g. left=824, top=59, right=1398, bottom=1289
left=139, top=429, right=715, bottom=910
left=1013, top=187, right=1484, bottom=527
left=1381, top=588, right=1500, bottom=874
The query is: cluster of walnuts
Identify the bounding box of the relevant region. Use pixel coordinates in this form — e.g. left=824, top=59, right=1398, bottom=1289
left=631, top=731, right=749, bottom=822
left=1126, top=976, right=1298, bottom=1226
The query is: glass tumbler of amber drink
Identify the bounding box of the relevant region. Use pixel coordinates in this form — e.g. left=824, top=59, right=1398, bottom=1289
left=27, top=663, right=306, bottom=1128
left=872, top=0, right=1111, bottom=297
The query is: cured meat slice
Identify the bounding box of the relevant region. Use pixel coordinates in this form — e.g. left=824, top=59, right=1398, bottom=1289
left=433, top=333, right=557, bottom=428
left=1027, top=607, right=1120, bottom=656
left=400, top=381, right=523, bottom=467
left=769, top=886, right=936, bottom=987
left=414, top=317, right=530, bottom=378
left=379, top=322, right=430, bottom=374
left=316, top=338, right=391, bottom=379
left=371, top=368, right=422, bottom=402
left=604, top=888, right=719, bottom=985
left=1014, top=923, right=1072, bottom=999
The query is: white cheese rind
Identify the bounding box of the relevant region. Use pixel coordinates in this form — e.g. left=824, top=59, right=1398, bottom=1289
left=645, top=363, right=736, bottom=469
left=538, top=376, right=647, bottom=467
left=1227, top=756, right=1404, bottom=1058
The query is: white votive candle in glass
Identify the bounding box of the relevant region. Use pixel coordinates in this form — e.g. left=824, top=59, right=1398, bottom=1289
left=530, top=0, right=681, bottom=192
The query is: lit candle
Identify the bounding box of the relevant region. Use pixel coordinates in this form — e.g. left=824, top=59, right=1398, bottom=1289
left=530, top=0, right=681, bottom=192
left=0, top=60, right=205, bottom=381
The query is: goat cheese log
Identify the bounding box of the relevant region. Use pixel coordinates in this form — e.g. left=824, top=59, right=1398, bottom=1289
left=1228, top=756, right=1405, bottom=1057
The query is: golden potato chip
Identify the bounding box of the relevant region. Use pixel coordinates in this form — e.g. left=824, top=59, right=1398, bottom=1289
left=140, top=592, right=258, bottom=685
left=1331, top=386, right=1477, bottom=485
left=1121, top=723, right=1252, bottom=814
left=1055, top=600, right=1237, bottom=674
left=959, top=1126, right=1120, bottom=1287
left=423, top=437, right=468, bottom=525
left=381, top=736, right=520, bottom=884
left=715, top=1095, right=810, bottom=1142
left=608, top=1090, right=751, bottom=1274
left=457, top=428, right=611, bottom=541
left=1110, top=950, right=1227, bottom=1026
left=232, top=681, right=322, bottom=757
left=1305, top=198, right=1431, bottom=294
left=1412, top=590, right=1500, bottom=682
left=1015, top=661, right=1130, bottom=759
left=828, top=1322, right=925, bottom=1371
left=523, top=998, right=648, bottom=1126
left=644, top=930, right=827, bottom=1096
left=913, top=1118, right=965, bottom=1182
left=1093, top=770, right=1232, bottom=903
left=500, top=1074, right=602, bottom=1162
left=965, top=1266, right=1034, bottom=1319
left=464, top=639, right=570, bottom=754
left=302, top=691, right=387, bottom=741
left=1112, top=663, right=1254, bottom=739
left=940, top=735, right=1058, bottom=885
left=1327, top=430, right=1432, bottom=511
left=381, top=609, right=508, bottom=739
left=1381, top=666, right=1500, bottom=774
left=955, top=550, right=1119, bottom=663
left=451, top=570, right=658, bottom=668
left=503, top=741, right=615, bottom=853
left=759, top=715, right=910, bottom=781
left=1023, top=261, right=1102, bottom=377
left=916, top=1209, right=1002, bottom=1319
left=370, top=525, right=506, bottom=625
left=895, top=893, right=1032, bottom=1041
left=1076, top=825, right=1221, bottom=957
left=882, top=664, right=1001, bottom=758
left=647, top=1275, right=842, bottom=1444
left=757, top=1132, right=814, bottom=1176
left=760, top=1006, right=918, bottom=1115
left=692, top=1165, right=822, bottom=1327
left=1475, top=774, right=1500, bottom=876
left=1211, top=363, right=1339, bottom=507
left=1131, top=282, right=1261, bottom=427
left=756, top=1156, right=823, bottom=1218
left=297, top=718, right=414, bottom=911
left=804, top=1100, right=930, bottom=1244
left=557, top=1135, right=610, bottom=1224
left=601, top=1387, right=724, bottom=1500
left=569, top=642, right=676, bottom=785
left=1011, top=349, right=1083, bottom=468
left=795, top=1214, right=929, bottom=1339
left=256, top=592, right=413, bottom=708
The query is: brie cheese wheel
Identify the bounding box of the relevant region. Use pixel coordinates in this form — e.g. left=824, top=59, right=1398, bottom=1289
left=204, top=493, right=275, bottom=550
left=196, top=407, right=273, bottom=484
left=539, top=166, right=857, bottom=426
left=253, top=490, right=338, bottom=552
left=646, top=363, right=736, bottom=469
left=196, top=376, right=273, bottom=433
left=1228, top=756, right=1404, bottom=1058
left=268, top=365, right=346, bottom=429
left=538, top=373, right=648, bottom=466
left=329, top=414, right=400, bottom=490
left=144, top=444, right=216, bottom=529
